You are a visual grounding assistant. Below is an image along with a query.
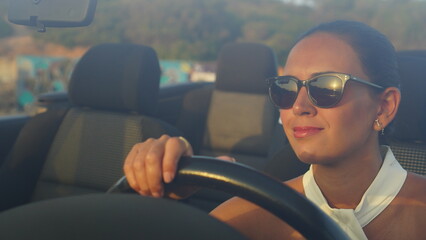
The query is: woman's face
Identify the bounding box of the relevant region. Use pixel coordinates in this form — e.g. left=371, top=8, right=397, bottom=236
left=280, top=32, right=380, bottom=165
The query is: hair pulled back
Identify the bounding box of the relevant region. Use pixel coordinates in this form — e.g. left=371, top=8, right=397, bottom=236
left=295, top=20, right=400, bottom=90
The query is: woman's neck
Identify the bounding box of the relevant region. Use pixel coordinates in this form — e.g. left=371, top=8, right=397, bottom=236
left=311, top=146, right=384, bottom=209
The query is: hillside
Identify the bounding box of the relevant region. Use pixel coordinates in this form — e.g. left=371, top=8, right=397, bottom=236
left=0, top=35, right=87, bottom=58
left=0, top=0, right=426, bottom=61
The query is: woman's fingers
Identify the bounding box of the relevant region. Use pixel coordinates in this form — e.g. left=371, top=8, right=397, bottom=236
left=123, top=142, right=146, bottom=193
left=123, top=135, right=194, bottom=198
left=123, top=136, right=236, bottom=198
left=123, top=136, right=237, bottom=199
left=144, top=135, right=170, bottom=197
left=162, top=137, right=194, bottom=183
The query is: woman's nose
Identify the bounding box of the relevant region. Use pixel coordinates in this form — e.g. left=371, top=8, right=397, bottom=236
left=292, top=87, right=317, bottom=116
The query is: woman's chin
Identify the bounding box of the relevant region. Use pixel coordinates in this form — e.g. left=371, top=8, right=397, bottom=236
left=295, top=150, right=319, bottom=164
left=295, top=149, right=336, bottom=165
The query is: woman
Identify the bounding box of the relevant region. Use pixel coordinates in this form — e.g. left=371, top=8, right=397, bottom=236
left=123, top=20, right=426, bottom=239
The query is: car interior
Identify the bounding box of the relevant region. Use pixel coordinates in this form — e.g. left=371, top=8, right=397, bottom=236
left=0, top=156, right=350, bottom=240
left=0, top=40, right=424, bottom=239
left=0, top=43, right=182, bottom=211
left=0, top=2, right=425, bottom=237
left=1, top=41, right=426, bottom=206
left=0, top=41, right=355, bottom=240
left=387, top=51, right=426, bottom=175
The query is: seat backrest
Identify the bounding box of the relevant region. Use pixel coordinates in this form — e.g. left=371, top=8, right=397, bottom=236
left=32, top=43, right=183, bottom=201
left=389, top=53, right=426, bottom=175
left=184, top=42, right=278, bottom=170
left=175, top=43, right=278, bottom=211
left=397, top=50, right=426, bottom=59
left=0, top=44, right=181, bottom=210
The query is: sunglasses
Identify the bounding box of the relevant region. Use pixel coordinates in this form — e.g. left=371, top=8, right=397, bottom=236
left=266, top=72, right=383, bottom=109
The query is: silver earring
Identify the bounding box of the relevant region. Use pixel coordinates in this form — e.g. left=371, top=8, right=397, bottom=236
left=375, top=119, right=385, bottom=135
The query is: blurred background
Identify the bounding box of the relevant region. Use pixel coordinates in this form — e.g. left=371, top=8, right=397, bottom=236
left=0, top=0, right=425, bottom=116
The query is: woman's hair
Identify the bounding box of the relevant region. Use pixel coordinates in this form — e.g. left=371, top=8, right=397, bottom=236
left=294, top=20, right=400, bottom=142
left=295, top=20, right=400, bottom=90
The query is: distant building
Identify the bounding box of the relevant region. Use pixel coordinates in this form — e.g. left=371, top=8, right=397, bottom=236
left=0, top=56, right=17, bottom=84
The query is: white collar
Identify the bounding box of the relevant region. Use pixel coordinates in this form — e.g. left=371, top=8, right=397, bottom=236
left=303, top=146, right=407, bottom=240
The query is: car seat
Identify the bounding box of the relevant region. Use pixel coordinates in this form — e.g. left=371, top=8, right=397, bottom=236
left=0, top=43, right=181, bottom=211
left=397, top=50, right=426, bottom=59
left=389, top=52, right=426, bottom=175
left=176, top=42, right=279, bottom=211
left=178, top=42, right=279, bottom=169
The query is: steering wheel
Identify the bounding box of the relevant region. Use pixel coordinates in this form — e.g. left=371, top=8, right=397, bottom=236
left=109, top=156, right=349, bottom=240
left=0, top=156, right=348, bottom=240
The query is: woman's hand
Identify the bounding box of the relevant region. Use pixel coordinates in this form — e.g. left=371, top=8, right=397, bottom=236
left=123, top=135, right=193, bottom=198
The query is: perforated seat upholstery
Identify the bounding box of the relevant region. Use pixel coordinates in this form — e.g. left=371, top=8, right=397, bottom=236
left=0, top=44, right=180, bottom=210
left=389, top=53, right=426, bottom=175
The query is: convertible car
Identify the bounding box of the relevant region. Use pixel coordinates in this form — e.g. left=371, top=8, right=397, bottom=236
left=0, top=0, right=425, bottom=239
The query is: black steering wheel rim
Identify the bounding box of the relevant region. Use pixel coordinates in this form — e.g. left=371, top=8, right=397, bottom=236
left=109, top=156, right=349, bottom=240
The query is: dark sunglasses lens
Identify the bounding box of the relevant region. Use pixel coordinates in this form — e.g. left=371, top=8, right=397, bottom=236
left=270, top=78, right=298, bottom=109
left=309, top=76, right=343, bottom=107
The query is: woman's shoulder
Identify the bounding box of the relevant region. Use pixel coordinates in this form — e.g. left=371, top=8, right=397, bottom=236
left=403, top=172, right=426, bottom=199
left=394, top=172, right=426, bottom=212
left=386, top=172, right=426, bottom=237
left=284, top=175, right=304, bottom=195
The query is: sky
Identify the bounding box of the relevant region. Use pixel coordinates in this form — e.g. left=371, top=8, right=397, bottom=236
left=281, top=0, right=315, bottom=7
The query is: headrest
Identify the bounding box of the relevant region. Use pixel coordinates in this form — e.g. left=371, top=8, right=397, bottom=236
left=397, top=50, right=426, bottom=59
left=392, top=53, right=426, bottom=142
left=215, top=42, right=277, bottom=94
left=68, top=43, right=161, bottom=115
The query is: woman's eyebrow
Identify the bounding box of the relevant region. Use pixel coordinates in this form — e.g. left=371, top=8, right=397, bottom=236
left=281, top=71, right=337, bottom=79
left=311, top=71, right=336, bottom=77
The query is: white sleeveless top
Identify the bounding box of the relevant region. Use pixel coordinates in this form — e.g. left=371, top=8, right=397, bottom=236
left=302, top=147, right=407, bottom=239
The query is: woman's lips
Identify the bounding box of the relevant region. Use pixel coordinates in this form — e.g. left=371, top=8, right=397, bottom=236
left=293, top=126, right=324, bottom=138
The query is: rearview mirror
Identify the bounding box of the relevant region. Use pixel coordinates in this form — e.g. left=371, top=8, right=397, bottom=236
left=7, top=0, right=97, bottom=32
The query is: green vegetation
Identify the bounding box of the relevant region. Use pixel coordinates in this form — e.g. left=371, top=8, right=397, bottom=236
left=2, top=0, right=426, bottom=62
left=0, top=0, right=13, bottom=38
left=0, top=19, right=13, bottom=38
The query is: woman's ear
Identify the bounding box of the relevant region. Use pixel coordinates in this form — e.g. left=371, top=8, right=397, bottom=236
left=376, top=87, right=401, bottom=128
